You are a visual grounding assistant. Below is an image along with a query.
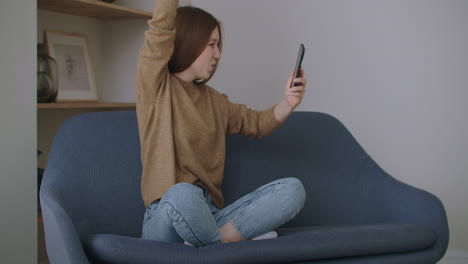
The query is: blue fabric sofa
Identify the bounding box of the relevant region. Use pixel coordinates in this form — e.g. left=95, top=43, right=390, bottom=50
left=40, top=111, right=449, bottom=263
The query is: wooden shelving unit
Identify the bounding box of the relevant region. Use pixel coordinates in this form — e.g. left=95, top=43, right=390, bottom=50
left=38, top=102, right=136, bottom=109
left=37, top=1, right=146, bottom=263
left=37, top=0, right=147, bottom=109
left=38, top=0, right=152, bottom=19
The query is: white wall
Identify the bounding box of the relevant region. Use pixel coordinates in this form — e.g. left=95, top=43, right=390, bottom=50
left=191, top=0, right=468, bottom=253
left=0, top=0, right=37, bottom=263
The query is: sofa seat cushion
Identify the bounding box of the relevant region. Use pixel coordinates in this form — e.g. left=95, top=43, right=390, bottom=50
left=84, top=224, right=435, bottom=264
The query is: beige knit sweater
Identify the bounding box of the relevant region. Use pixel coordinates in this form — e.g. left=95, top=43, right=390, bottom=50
left=136, top=0, right=282, bottom=208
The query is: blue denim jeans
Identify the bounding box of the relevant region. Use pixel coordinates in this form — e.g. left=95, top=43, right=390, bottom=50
left=141, top=177, right=306, bottom=247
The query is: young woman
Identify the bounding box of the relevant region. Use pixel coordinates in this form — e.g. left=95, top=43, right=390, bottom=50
left=136, top=0, right=308, bottom=247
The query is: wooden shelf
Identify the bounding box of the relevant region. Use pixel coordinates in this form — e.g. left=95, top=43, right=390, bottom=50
left=38, top=102, right=136, bottom=109
left=38, top=0, right=152, bottom=19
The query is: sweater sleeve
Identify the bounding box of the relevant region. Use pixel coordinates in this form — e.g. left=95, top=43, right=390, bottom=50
left=135, top=0, right=178, bottom=102
left=225, top=97, right=283, bottom=138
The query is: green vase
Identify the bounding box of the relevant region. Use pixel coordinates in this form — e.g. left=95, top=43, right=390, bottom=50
left=37, top=44, right=58, bottom=103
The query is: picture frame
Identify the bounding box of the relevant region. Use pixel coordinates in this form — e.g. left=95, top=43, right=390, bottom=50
left=45, top=30, right=98, bottom=102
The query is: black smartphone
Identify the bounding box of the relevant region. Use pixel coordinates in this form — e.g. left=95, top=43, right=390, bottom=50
left=291, top=44, right=305, bottom=87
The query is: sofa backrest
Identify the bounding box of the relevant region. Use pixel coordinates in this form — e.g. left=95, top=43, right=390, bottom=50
left=42, top=111, right=144, bottom=239
left=222, top=112, right=389, bottom=227
left=42, top=111, right=389, bottom=239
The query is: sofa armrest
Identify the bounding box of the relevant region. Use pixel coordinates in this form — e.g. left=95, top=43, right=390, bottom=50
left=383, top=176, right=447, bottom=227
left=338, top=161, right=448, bottom=232
left=338, top=162, right=450, bottom=263
left=40, top=169, right=90, bottom=264
left=381, top=171, right=449, bottom=253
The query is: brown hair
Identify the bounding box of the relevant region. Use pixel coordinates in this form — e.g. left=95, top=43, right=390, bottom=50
left=169, top=6, right=223, bottom=83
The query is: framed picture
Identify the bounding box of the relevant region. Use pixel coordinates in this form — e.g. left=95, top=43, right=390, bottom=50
left=45, top=30, right=98, bottom=102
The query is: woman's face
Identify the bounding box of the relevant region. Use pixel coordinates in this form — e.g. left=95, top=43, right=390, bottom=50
left=189, top=27, right=221, bottom=81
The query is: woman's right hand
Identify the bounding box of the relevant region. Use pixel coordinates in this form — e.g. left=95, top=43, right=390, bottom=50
left=284, top=68, right=307, bottom=110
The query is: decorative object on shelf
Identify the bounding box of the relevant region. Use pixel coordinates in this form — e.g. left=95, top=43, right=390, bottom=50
left=45, top=30, right=99, bottom=102
left=37, top=44, right=58, bottom=103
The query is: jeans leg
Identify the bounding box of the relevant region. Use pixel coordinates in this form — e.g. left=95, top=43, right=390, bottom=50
left=214, top=177, right=306, bottom=240
left=141, top=200, right=182, bottom=243
left=141, top=183, right=222, bottom=247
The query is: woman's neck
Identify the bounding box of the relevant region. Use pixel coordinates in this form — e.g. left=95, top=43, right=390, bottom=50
left=174, top=70, right=194, bottom=82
